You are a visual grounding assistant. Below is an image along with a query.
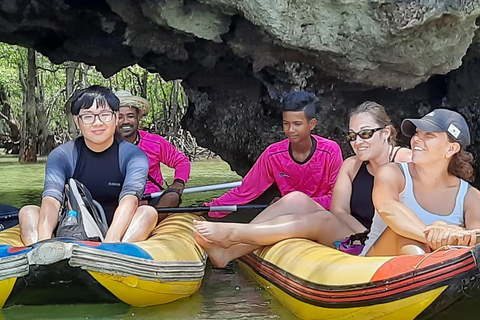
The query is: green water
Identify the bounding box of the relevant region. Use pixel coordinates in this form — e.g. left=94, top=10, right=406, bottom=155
left=0, top=263, right=299, bottom=320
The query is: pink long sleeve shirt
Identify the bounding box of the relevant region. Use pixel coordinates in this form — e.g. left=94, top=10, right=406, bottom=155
left=206, top=135, right=343, bottom=218
left=137, top=130, right=191, bottom=194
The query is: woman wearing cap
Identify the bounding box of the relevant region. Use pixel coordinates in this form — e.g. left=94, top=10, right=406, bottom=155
left=362, top=108, right=480, bottom=256
left=194, top=101, right=411, bottom=268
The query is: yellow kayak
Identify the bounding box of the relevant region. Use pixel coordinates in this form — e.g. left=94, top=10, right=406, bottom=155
left=0, top=213, right=205, bottom=308
left=238, top=238, right=480, bottom=320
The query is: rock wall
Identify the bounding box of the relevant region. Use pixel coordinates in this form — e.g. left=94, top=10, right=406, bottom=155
left=1, top=0, right=480, bottom=184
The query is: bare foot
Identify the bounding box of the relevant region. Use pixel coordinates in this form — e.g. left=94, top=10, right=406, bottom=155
left=194, top=230, right=231, bottom=268
left=193, top=220, right=237, bottom=248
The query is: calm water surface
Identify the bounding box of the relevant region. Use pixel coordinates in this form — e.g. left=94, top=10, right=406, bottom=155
left=0, top=262, right=299, bottom=320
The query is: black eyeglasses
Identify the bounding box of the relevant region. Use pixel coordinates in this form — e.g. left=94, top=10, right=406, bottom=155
left=78, top=111, right=115, bottom=125
left=345, top=127, right=384, bottom=142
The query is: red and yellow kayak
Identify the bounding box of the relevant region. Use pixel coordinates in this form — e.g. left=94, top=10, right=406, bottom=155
left=238, top=238, right=480, bottom=319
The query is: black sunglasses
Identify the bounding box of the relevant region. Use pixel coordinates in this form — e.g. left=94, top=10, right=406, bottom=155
left=345, top=127, right=384, bottom=142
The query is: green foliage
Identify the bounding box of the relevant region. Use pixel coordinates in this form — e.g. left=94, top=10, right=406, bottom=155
left=0, top=42, right=181, bottom=141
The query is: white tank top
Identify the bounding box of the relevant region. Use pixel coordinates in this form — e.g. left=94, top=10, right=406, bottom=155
left=361, top=162, right=468, bottom=256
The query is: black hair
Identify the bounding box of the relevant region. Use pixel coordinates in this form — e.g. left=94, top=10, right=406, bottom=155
left=71, top=85, right=120, bottom=115
left=282, top=91, right=318, bottom=120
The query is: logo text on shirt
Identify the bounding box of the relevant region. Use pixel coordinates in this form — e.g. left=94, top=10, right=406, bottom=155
left=278, top=173, right=290, bottom=178
left=108, top=182, right=121, bottom=187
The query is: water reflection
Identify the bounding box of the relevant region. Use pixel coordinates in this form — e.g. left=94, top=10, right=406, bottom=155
left=0, top=261, right=298, bottom=320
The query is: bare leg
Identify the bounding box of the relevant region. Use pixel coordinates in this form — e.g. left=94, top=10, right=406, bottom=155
left=156, top=193, right=180, bottom=208
left=19, top=205, right=40, bottom=246
left=367, top=227, right=429, bottom=256
left=249, top=191, right=324, bottom=224
left=122, top=205, right=158, bottom=242
left=194, top=191, right=341, bottom=267
left=195, top=231, right=260, bottom=268
left=195, top=210, right=354, bottom=248
left=154, top=193, right=181, bottom=223
left=193, top=190, right=325, bottom=245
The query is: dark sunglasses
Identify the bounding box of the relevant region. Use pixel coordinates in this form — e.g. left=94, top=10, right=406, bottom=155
left=345, top=127, right=384, bottom=142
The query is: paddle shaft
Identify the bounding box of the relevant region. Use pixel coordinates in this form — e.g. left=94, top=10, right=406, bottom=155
left=0, top=204, right=268, bottom=221
left=156, top=204, right=268, bottom=213
left=143, top=181, right=242, bottom=200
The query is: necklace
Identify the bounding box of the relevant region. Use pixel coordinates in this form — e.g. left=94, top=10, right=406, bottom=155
left=133, top=132, right=140, bottom=145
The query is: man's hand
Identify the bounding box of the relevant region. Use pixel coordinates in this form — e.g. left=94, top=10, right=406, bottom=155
left=170, top=180, right=185, bottom=194
left=424, top=221, right=476, bottom=250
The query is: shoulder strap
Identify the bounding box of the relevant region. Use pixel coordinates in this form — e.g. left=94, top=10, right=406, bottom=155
left=456, top=179, right=470, bottom=217
left=390, top=146, right=401, bottom=162
left=148, top=174, right=164, bottom=190
left=397, top=162, right=414, bottom=196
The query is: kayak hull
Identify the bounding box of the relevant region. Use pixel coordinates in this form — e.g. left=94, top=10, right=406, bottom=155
left=238, top=238, right=480, bottom=320
left=0, top=213, right=206, bottom=307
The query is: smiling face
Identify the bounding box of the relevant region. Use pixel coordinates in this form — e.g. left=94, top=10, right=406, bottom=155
left=116, top=106, right=140, bottom=139
left=348, top=112, right=389, bottom=162
left=410, top=129, right=459, bottom=164
left=74, top=100, right=118, bottom=150
left=282, top=111, right=317, bottom=144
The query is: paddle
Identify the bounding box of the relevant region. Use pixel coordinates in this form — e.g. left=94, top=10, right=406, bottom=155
left=0, top=204, right=269, bottom=222
left=155, top=204, right=269, bottom=214
left=142, top=181, right=242, bottom=200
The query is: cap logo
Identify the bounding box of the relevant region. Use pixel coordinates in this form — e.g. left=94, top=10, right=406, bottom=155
left=426, top=111, right=435, bottom=117
left=448, top=124, right=461, bottom=139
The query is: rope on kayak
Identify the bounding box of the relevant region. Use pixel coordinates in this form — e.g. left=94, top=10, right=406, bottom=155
left=412, top=245, right=461, bottom=276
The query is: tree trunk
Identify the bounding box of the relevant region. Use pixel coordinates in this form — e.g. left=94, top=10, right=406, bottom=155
left=20, top=48, right=37, bottom=163
left=36, top=75, right=54, bottom=156
left=65, top=61, right=79, bottom=139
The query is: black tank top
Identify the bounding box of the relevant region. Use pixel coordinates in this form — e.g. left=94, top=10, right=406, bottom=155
left=350, top=162, right=374, bottom=229
left=73, top=137, right=124, bottom=225
left=349, top=147, right=402, bottom=230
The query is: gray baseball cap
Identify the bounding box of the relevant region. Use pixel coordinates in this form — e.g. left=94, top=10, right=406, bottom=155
left=401, top=109, right=470, bottom=148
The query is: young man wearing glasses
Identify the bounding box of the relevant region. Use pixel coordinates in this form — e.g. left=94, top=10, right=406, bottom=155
left=114, top=91, right=190, bottom=209
left=18, top=85, right=158, bottom=245
left=204, top=91, right=343, bottom=218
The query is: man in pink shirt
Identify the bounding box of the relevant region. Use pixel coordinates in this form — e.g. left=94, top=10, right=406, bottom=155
left=206, top=91, right=343, bottom=218
left=115, top=91, right=191, bottom=208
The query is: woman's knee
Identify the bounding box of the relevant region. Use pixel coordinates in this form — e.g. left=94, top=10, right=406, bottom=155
left=281, top=191, right=321, bottom=209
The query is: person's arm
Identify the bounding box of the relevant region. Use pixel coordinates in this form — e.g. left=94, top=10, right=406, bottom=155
left=330, top=157, right=367, bottom=233
left=311, top=144, right=343, bottom=210
left=373, top=164, right=428, bottom=243
left=105, top=195, right=138, bottom=242
left=37, top=196, right=62, bottom=241
left=206, top=151, right=275, bottom=218
left=157, top=136, right=191, bottom=190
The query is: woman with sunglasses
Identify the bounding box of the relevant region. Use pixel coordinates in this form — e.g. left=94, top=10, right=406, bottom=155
left=362, top=109, right=480, bottom=256
left=194, top=101, right=411, bottom=268
left=18, top=85, right=158, bottom=245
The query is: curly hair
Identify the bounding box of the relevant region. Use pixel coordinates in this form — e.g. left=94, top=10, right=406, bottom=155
left=447, top=135, right=475, bottom=182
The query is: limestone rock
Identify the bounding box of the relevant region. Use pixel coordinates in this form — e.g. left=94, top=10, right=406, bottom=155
left=1, top=0, right=480, bottom=185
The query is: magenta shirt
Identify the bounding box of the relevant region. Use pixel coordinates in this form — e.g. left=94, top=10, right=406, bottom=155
left=137, top=130, right=191, bottom=194
left=206, top=135, right=343, bottom=218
